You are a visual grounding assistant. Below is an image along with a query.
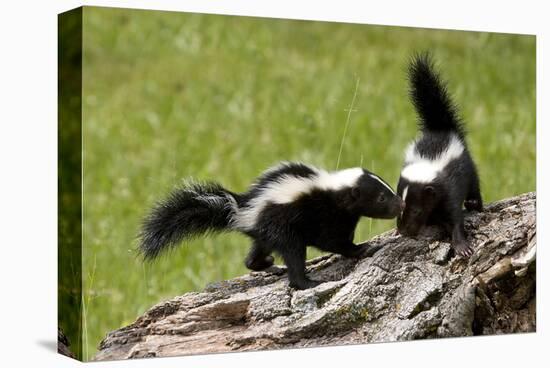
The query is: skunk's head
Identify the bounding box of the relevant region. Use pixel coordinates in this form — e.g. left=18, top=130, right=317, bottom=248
left=396, top=177, right=441, bottom=236
left=346, top=170, right=404, bottom=219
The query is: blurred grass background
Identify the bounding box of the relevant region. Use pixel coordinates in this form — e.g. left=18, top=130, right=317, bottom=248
left=79, top=6, right=535, bottom=360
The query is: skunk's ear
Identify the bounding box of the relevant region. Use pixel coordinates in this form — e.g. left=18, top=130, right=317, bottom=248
left=351, top=186, right=361, bottom=200
left=424, top=185, right=436, bottom=197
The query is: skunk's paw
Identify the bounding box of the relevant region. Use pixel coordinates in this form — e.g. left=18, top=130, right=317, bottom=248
left=289, top=278, right=322, bottom=290
left=246, top=255, right=274, bottom=271
left=464, top=199, right=483, bottom=212
left=452, top=240, right=474, bottom=258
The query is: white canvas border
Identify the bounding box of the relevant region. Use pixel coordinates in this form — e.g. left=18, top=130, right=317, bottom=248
left=0, top=1, right=545, bottom=367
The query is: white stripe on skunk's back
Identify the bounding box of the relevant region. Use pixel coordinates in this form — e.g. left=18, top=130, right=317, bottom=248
left=232, top=167, right=364, bottom=231
left=401, top=134, right=464, bottom=183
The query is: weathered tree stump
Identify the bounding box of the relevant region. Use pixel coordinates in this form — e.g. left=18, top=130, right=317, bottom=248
left=95, top=192, right=536, bottom=361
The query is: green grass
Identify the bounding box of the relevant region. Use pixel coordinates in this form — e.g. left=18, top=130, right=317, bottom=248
left=78, top=7, right=535, bottom=360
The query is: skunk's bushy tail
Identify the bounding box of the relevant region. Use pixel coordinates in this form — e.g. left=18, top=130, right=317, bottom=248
left=139, top=181, right=238, bottom=259
left=408, top=52, right=465, bottom=138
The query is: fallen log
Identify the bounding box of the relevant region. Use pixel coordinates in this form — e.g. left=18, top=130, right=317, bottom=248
left=95, top=192, right=536, bottom=361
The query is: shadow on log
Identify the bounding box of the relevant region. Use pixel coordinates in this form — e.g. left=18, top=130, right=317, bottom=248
left=95, top=192, right=536, bottom=361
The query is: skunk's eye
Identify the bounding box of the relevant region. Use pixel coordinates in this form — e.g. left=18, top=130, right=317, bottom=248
left=377, top=193, right=386, bottom=203
left=412, top=208, right=422, bottom=215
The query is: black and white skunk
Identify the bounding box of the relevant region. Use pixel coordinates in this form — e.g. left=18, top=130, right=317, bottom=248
left=140, top=162, right=404, bottom=289
left=396, top=53, right=483, bottom=257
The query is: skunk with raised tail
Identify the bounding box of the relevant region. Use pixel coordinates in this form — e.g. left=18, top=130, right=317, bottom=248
left=140, top=162, right=403, bottom=289
left=396, top=53, right=483, bottom=257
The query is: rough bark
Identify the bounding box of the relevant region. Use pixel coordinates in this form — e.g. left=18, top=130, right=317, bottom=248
left=95, top=192, right=536, bottom=361
left=58, top=328, right=76, bottom=359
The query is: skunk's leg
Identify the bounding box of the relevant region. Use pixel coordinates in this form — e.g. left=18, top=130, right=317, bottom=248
left=245, top=240, right=274, bottom=271
left=451, top=223, right=473, bottom=258
left=465, top=175, right=483, bottom=212
left=446, top=205, right=474, bottom=258
left=280, top=242, right=320, bottom=290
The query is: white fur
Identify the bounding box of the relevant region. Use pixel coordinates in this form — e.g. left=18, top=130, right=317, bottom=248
left=317, top=168, right=365, bottom=191
left=401, top=134, right=464, bottom=183
left=232, top=167, right=363, bottom=231
left=402, top=185, right=409, bottom=201
left=404, top=141, right=418, bottom=164
left=368, top=173, right=395, bottom=194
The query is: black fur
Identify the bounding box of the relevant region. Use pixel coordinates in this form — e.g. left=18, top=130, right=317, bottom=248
left=140, top=162, right=403, bottom=289
left=140, top=182, right=238, bottom=259
left=408, top=52, right=465, bottom=140
left=397, top=53, right=483, bottom=258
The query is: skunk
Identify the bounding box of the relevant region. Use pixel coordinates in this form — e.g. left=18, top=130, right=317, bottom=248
left=140, top=162, right=404, bottom=289
left=396, top=53, right=483, bottom=257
